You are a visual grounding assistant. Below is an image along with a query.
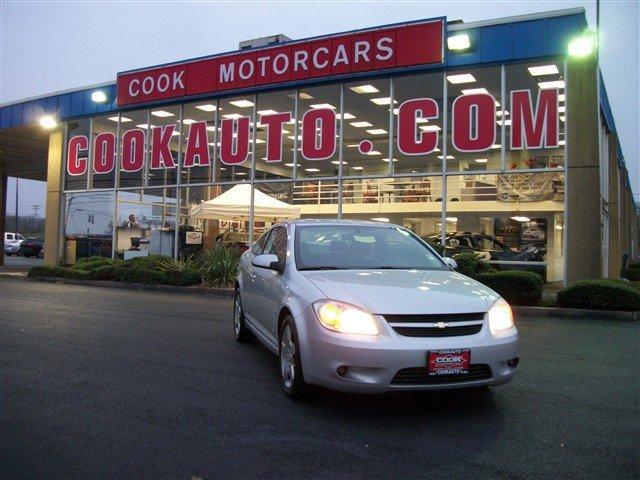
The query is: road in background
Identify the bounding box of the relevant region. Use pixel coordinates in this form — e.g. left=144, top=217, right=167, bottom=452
left=1, top=278, right=638, bottom=479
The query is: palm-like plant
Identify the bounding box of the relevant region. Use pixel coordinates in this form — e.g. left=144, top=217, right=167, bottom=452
left=199, top=245, right=243, bottom=288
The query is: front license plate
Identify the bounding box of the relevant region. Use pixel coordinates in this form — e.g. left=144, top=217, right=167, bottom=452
left=427, top=349, right=470, bottom=376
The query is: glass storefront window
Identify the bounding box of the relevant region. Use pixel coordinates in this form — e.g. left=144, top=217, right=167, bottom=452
left=180, top=101, right=216, bottom=185
left=148, top=105, right=181, bottom=187
left=446, top=66, right=503, bottom=172
left=90, top=114, right=117, bottom=189
left=296, top=84, right=341, bottom=178
left=216, top=96, right=254, bottom=182
left=444, top=172, right=565, bottom=281
left=115, top=188, right=177, bottom=259
left=342, top=78, right=391, bottom=177
left=64, top=118, right=91, bottom=191
left=505, top=60, right=565, bottom=171
left=118, top=109, right=148, bottom=188
left=254, top=89, right=296, bottom=181
left=392, top=72, right=444, bottom=175
left=63, top=191, right=114, bottom=262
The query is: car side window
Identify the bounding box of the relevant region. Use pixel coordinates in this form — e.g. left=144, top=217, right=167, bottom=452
left=251, top=230, right=270, bottom=254
left=264, top=227, right=287, bottom=263
left=6, top=234, right=13, bottom=241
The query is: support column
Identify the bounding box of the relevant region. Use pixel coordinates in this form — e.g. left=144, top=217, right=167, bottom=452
left=44, top=129, right=64, bottom=266
left=0, top=172, right=6, bottom=267
left=608, top=134, right=620, bottom=277
left=565, top=52, right=602, bottom=284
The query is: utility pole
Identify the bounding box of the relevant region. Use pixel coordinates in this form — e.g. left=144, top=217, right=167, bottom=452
left=14, top=178, right=18, bottom=234
left=31, top=204, right=41, bottom=230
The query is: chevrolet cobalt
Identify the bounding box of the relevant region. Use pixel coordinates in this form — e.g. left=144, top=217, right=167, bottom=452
left=234, top=220, right=519, bottom=398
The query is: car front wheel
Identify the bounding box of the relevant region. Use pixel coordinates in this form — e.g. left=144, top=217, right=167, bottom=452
left=279, top=316, right=306, bottom=399
left=233, top=290, right=253, bottom=343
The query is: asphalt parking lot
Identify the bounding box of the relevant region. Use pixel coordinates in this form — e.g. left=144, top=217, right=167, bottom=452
left=1, top=278, right=638, bottom=479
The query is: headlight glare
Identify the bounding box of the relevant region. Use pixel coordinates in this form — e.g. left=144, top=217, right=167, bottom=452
left=488, top=299, right=515, bottom=334
left=314, top=300, right=379, bottom=335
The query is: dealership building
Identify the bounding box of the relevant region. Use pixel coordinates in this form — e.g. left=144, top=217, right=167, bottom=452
left=0, top=7, right=637, bottom=284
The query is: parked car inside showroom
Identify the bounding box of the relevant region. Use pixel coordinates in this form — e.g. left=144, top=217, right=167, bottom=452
left=424, top=232, right=546, bottom=278
left=234, top=220, right=519, bottom=398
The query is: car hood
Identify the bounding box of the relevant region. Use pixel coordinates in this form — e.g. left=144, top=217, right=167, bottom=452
left=300, top=269, right=499, bottom=314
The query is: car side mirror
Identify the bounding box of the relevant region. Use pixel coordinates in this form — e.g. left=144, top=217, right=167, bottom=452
left=443, top=257, right=458, bottom=270
left=252, top=253, right=284, bottom=273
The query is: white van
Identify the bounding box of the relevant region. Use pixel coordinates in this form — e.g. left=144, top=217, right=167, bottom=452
left=4, top=232, right=25, bottom=245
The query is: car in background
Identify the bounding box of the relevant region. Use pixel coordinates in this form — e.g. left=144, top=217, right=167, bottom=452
left=17, top=239, right=44, bottom=258
left=5, top=232, right=25, bottom=246
left=424, top=232, right=546, bottom=278
left=4, top=241, right=22, bottom=256
left=216, top=230, right=250, bottom=252
left=234, top=220, right=519, bottom=398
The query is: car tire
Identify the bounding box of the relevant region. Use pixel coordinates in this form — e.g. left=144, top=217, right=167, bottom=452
left=233, top=290, right=253, bottom=343
left=279, top=316, right=307, bottom=399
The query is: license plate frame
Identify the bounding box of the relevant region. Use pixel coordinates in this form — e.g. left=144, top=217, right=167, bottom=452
left=427, top=349, right=471, bottom=376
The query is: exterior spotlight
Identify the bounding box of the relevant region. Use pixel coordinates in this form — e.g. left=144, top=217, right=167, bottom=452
left=568, top=32, right=595, bottom=58
left=447, top=34, right=471, bottom=51
left=39, top=116, right=58, bottom=129
left=91, top=90, right=107, bottom=103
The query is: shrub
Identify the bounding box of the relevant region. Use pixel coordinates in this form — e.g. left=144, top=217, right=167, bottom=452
left=199, top=245, right=242, bottom=288
left=622, top=263, right=640, bottom=281
left=557, top=279, right=640, bottom=311
left=85, top=264, right=118, bottom=281
left=453, top=252, right=496, bottom=279
left=425, top=241, right=445, bottom=256
left=74, top=256, right=116, bottom=270
left=476, top=270, right=544, bottom=306
left=28, top=265, right=64, bottom=278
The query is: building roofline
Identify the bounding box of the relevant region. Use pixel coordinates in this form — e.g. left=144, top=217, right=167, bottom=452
left=448, top=7, right=585, bottom=31
left=0, top=80, right=115, bottom=109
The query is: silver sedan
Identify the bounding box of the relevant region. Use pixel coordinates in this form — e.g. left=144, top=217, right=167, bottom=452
left=234, top=220, right=519, bottom=398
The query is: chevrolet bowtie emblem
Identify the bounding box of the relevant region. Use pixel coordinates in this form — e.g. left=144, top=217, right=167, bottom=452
left=434, top=322, right=448, bottom=329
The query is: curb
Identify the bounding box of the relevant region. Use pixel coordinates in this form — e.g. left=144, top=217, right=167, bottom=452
left=513, top=306, right=639, bottom=322
left=4, top=274, right=638, bottom=320
left=2, top=274, right=235, bottom=298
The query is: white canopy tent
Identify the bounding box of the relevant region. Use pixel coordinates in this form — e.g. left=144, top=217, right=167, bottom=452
left=189, top=183, right=300, bottom=220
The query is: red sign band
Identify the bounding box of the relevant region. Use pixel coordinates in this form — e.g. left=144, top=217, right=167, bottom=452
left=117, top=20, right=444, bottom=107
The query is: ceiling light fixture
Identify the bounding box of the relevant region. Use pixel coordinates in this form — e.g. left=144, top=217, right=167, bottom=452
left=151, top=110, right=174, bottom=117
left=538, top=80, right=565, bottom=90
left=447, top=73, right=476, bottom=84
left=366, top=129, right=387, bottom=135
left=350, top=85, right=379, bottom=94
left=196, top=104, right=217, bottom=112
left=229, top=100, right=254, bottom=108
left=461, top=87, right=489, bottom=95
left=527, top=65, right=559, bottom=76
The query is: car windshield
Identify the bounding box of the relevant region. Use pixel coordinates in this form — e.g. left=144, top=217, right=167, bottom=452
left=295, top=225, right=447, bottom=271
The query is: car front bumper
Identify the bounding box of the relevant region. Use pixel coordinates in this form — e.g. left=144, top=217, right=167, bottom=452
left=295, top=308, right=519, bottom=394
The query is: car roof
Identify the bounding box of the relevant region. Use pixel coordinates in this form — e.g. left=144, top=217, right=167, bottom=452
left=277, top=218, right=404, bottom=229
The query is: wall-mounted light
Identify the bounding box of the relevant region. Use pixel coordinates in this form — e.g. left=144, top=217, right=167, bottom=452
left=39, top=115, right=58, bottom=129
left=447, top=34, right=471, bottom=51
left=568, top=31, right=596, bottom=58
left=91, top=90, right=107, bottom=103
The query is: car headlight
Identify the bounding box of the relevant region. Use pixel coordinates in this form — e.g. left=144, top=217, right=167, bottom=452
left=313, top=300, right=379, bottom=335
left=488, top=298, right=515, bottom=334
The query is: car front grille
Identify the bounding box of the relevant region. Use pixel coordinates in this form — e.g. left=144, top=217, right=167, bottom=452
left=383, top=312, right=485, bottom=323
left=391, top=364, right=492, bottom=385
left=392, top=324, right=483, bottom=337
left=382, top=312, right=486, bottom=337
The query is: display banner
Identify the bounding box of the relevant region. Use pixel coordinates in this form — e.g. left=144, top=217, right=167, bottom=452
left=117, top=20, right=444, bottom=106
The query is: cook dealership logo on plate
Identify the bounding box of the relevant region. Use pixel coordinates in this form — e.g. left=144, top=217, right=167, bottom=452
left=428, top=349, right=471, bottom=376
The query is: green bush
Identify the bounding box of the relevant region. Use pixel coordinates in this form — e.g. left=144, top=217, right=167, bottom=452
left=425, top=241, right=445, bottom=256
left=622, top=263, right=640, bottom=281
left=453, top=252, right=496, bottom=279
left=28, top=265, right=64, bottom=278
left=74, top=256, right=116, bottom=270
left=85, top=264, right=118, bottom=281
left=557, top=279, right=640, bottom=311
left=476, top=270, right=544, bottom=306
left=199, top=245, right=242, bottom=288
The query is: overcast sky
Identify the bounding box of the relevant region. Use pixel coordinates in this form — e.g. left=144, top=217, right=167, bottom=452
left=1, top=0, right=638, bottom=215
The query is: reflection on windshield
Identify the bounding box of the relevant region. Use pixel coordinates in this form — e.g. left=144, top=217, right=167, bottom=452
left=295, top=225, right=447, bottom=271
